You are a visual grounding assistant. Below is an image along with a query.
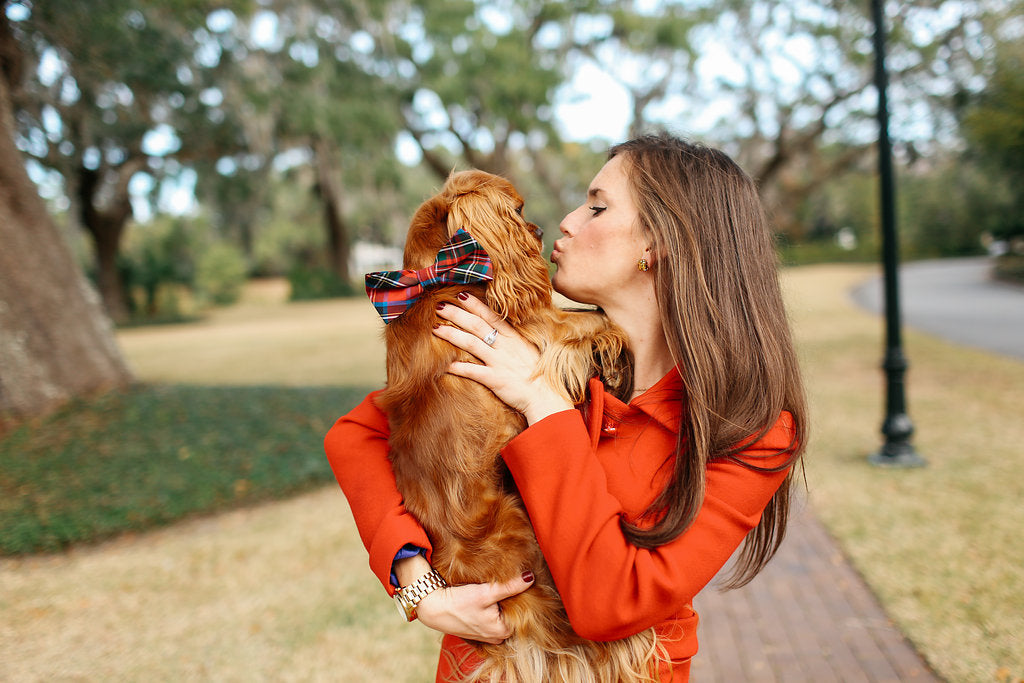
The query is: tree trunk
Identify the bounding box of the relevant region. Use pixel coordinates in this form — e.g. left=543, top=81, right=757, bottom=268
left=0, top=22, right=132, bottom=428
left=78, top=164, right=139, bottom=323
left=313, top=137, right=351, bottom=284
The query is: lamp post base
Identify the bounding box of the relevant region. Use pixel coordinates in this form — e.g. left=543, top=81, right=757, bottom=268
left=869, top=442, right=927, bottom=468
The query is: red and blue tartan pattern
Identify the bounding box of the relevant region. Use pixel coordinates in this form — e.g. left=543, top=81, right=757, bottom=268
left=364, top=228, right=494, bottom=324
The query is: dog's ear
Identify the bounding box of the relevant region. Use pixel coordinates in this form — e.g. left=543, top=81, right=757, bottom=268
left=445, top=173, right=551, bottom=326
left=403, top=193, right=449, bottom=269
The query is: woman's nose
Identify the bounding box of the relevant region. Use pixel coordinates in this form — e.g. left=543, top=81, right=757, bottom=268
left=559, top=207, right=581, bottom=236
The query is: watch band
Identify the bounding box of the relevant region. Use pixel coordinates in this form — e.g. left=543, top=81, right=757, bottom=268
left=395, top=568, right=448, bottom=622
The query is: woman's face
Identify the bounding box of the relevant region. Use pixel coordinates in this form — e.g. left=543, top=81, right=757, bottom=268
left=551, top=154, right=646, bottom=307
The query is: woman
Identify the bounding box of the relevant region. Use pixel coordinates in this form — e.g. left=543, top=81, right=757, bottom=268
left=325, top=133, right=807, bottom=681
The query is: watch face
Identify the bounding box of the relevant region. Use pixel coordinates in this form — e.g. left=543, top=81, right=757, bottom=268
left=395, top=592, right=414, bottom=621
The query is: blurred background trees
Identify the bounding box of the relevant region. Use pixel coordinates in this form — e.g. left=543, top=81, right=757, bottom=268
left=2, top=0, right=1022, bottom=418
left=8, top=0, right=252, bottom=320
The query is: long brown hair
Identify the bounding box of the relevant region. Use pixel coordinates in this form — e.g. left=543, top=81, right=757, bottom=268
left=609, top=133, right=807, bottom=588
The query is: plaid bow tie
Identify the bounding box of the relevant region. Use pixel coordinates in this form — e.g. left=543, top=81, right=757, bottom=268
left=364, top=228, right=494, bottom=323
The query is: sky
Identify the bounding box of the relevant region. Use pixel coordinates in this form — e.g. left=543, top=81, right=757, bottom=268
left=555, top=68, right=631, bottom=142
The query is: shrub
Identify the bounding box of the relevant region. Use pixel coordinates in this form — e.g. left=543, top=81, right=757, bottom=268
left=993, top=254, right=1024, bottom=285
left=119, top=217, right=199, bottom=321
left=196, top=243, right=248, bottom=306
left=287, top=264, right=356, bottom=300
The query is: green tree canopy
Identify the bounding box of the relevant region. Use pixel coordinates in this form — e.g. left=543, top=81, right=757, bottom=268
left=960, top=39, right=1024, bottom=240
left=9, top=0, right=250, bottom=320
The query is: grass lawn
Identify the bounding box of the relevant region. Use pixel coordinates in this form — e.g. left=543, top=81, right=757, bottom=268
left=1, top=288, right=442, bottom=681
left=0, top=384, right=370, bottom=554
left=1, top=268, right=1021, bottom=682
left=2, top=275, right=383, bottom=556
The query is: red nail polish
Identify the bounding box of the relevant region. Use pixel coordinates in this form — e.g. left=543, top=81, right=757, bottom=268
left=457, top=291, right=469, bottom=301
left=432, top=323, right=440, bottom=329
left=522, top=570, right=534, bottom=583
left=436, top=302, right=445, bottom=309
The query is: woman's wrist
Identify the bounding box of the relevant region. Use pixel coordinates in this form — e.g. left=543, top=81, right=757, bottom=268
left=522, top=392, right=574, bottom=425
left=394, top=553, right=434, bottom=588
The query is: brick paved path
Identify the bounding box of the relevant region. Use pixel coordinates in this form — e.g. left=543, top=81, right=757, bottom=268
left=691, top=502, right=941, bottom=682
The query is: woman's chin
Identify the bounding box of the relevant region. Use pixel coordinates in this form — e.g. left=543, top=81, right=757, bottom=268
left=551, top=272, right=570, bottom=297
left=552, top=278, right=593, bottom=308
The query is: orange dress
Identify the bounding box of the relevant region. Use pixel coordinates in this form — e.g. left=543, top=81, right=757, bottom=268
left=324, top=368, right=796, bottom=682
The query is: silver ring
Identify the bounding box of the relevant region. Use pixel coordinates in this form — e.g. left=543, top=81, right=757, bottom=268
left=482, top=328, right=498, bottom=346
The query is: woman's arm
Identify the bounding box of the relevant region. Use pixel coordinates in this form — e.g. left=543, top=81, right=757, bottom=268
left=323, top=391, right=433, bottom=592
left=324, top=390, right=535, bottom=643
left=501, top=409, right=795, bottom=641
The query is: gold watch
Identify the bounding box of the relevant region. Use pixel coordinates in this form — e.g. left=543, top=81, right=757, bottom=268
left=394, top=568, right=448, bottom=622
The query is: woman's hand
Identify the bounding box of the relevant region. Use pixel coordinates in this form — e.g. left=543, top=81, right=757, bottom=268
left=415, top=573, right=535, bottom=644
left=432, top=293, right=573, bottom=424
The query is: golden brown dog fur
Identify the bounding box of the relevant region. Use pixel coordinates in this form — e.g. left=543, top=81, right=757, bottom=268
left=376, top=170, right=663, bottom=682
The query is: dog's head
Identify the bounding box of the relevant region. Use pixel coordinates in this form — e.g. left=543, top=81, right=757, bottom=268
left=404, top=170, right=551, bottom=326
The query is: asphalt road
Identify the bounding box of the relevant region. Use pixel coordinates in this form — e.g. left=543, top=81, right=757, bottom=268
left=850, top=257, right=1024, bottom=360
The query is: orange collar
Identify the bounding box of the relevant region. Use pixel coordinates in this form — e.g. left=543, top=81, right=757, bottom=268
left=584, top=367, right=685, bottom=446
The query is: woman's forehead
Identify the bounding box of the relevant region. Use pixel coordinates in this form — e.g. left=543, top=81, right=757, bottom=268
left=588, top=155, right=628, bottom=196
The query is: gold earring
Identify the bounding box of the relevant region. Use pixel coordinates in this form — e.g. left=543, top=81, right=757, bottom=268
left=637, top=258, right=649, bottom=272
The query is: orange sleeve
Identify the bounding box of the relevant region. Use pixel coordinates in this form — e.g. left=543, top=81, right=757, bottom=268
left=323, top=391, right=433, bottom=594
left=501, top=410, right=796, bottom=641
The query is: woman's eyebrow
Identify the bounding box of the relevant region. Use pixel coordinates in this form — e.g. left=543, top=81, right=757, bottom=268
left=587, top=187, right=605, bottom=199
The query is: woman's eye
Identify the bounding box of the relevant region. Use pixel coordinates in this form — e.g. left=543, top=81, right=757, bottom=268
left=516, top=205, right=524, bottom=216
left=589, top=206, right=607, bottom=215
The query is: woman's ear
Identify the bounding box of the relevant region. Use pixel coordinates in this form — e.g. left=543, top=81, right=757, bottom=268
left=640, top=246, right=655, bottom=269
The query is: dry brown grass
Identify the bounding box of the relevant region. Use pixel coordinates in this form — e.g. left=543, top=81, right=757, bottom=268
left=785, top=265, right=1024, bottom=683
left=0, top=488, right=439, bottom=681
left=116, top=280, right=387, bottom=387
left=2, top=269, right=1021, bottom=682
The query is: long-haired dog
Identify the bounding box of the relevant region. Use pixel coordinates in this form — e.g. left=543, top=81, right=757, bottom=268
left=366, top=170, right=663, bottom=682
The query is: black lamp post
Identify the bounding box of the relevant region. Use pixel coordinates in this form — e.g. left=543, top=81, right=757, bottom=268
left=869, top=0, right=926, bottom=468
